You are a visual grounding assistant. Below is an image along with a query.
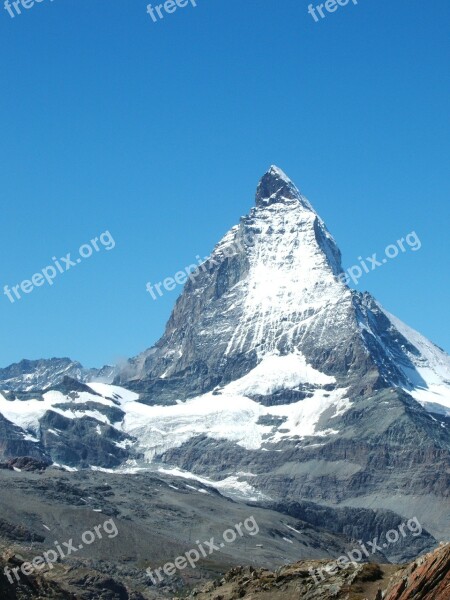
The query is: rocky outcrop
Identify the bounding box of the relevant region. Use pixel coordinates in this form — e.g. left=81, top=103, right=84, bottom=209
left=383, top=543, right=450, bottom=600
left=0, top=457, right=50, bottom=472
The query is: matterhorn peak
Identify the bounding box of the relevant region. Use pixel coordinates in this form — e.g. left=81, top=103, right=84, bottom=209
left=255, top=165, right=313, bottom=211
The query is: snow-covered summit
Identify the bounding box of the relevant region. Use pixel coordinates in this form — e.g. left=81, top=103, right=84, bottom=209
left=116, top=167, right=450, bottom=424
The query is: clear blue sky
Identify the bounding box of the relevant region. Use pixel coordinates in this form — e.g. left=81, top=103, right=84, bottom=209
left=0, top=0, right=449, bottom=367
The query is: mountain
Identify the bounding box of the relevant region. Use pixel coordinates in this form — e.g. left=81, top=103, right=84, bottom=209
left=0, top=358, right=116, bottom=392
left=117, top=166, right=450, bottom=416
left=0, top=166, right=449, bottom=545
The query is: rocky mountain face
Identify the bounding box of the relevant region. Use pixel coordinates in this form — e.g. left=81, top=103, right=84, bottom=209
left=116, top=166, right=375, bottom=401
left=0, top=166, right=449, bottom=558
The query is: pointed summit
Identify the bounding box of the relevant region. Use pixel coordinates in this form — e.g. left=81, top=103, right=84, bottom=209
left=255, top=165, right=312, bottom=210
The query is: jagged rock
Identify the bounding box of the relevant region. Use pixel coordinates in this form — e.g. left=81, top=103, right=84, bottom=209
left=383, top=542, right=450, bottom=600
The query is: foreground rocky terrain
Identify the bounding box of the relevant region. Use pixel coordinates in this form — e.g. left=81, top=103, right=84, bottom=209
left=1, top=516, right=447, bottom=600
left=188, top=542, right=450, bottom=600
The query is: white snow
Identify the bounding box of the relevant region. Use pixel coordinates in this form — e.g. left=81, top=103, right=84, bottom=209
left=268, top=387, right=350, bottom=442
left=114, top=439, right=132, bottom=449
left=86, top=382, right=139, bottom=404
left=0, top=363, right=351, bottom=472
left=120, top=368, right=350, bottom=461
left=221, top=190, right=351, bottom=359
left=22, top=432, right=39, bottom=443
left=0, top=387, right=123, bottom=436
left=285, top=524, right=302, bottom=534
left=158, top=467, right=269, bottom=502
left=0, top=392, right=60, bottom=435
left=91, top=466, right=115, bottom=473
left=381, top=307, right=450, bottom=417
left=225, top=352, right=334, bottom=396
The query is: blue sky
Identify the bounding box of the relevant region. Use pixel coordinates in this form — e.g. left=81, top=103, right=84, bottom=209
left=0, top=0, right=449, bottom=367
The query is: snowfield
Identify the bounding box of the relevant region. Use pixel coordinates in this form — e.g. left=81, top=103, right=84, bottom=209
left=0, top=353, right=352, bottom=466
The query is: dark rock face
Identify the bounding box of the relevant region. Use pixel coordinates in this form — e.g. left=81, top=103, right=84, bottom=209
left=38, top=411, right=135, bottom=468
left=264, top=501, right=435, bottom=563
left=0, top=550, right=147, bottom=599
left=0, top=415, right=49, bottom=463
left=0, top=457, right=50, bottom=472
left=49, top=376, right=103, bottom=396
left=0, top=519, right=45, bottom=543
